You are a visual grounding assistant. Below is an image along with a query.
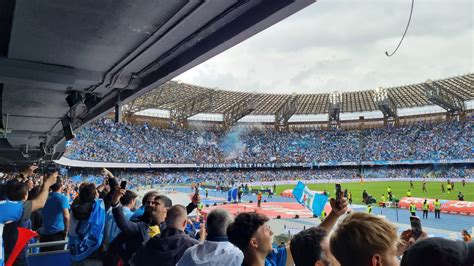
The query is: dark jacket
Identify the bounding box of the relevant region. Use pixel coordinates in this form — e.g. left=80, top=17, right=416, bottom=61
left=131, top=228, right=199, bottom=266
left=102, top=177, right=119, bottom=212
left=104, top=204, right=150, bottom=266
left=104, top=199, right=196, bottom=266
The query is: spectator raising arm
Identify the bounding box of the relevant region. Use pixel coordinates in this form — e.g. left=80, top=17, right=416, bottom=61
left=31, top=171, right=58, bottom=212
left=100, top=168, right=119, bottom=211
left=111, top=189, right=141, bottom=236
left=319, top=197, right=349, bottom=232
left=285, top=197, right=348, bottom=266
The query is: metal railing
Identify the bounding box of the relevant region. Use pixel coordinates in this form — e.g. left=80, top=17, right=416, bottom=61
left=27, top=240, right=69, bottom=256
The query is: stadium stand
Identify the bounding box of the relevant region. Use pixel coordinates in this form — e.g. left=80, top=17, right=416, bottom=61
left=63, top=118, right=472, bottom=164
left=1, top=74, right=472, bottom=266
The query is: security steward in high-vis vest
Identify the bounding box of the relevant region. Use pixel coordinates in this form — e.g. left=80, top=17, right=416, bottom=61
left=409, top=202, right=416, bottom=216
left=367, top=204, right=372, bottom=214
left=422, top=200, right=429, bottom=219
left=380, top=194, right=386, bottom=208
left=434, top=199, right=441, bottom=219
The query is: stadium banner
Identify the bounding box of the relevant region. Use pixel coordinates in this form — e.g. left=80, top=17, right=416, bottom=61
left=56, top=157, right=472, bottom=169
left=361, top=159, right=473, bottom=166
left=398, top=197, right=474, bottom=216
left=292, top=181, right=328, bottom=217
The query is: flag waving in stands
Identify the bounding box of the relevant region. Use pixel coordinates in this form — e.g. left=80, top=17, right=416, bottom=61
left=292, top=181, right=328, bottom=217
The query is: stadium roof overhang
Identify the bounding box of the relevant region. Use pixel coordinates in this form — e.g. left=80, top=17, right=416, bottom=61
left=0, top=0, right=315, bottom=164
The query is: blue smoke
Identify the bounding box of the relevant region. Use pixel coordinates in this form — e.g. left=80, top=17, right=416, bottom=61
left=221, top=127, right=248, bottom=160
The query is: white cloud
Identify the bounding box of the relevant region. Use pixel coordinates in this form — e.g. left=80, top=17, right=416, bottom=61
left=175, top=0, right=473, bottom=94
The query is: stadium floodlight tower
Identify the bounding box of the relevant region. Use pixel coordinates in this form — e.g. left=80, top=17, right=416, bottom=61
left=275, top=92, right=298, bottom=131
left=373, top=87, right=398, bottom=126
left=328, top=91, right=341, bottom=128
left=423, top=79, right=466, bottom=121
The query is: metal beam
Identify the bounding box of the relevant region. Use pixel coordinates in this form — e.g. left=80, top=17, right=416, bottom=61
left=373, top=87, right=397, bottom=120
left=424, top=80, right=465, bottom=113
left=275, top=93, right=298, bottom=131
left=169, top=92, right=214, bottom=121
left=122, top=81, right=183, bottom=114
left=223, top=95, right=257, bottom=129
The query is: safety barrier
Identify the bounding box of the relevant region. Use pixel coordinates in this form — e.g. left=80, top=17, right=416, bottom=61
left=26, top=240, right=71, bottom=266
left=398, top=197, right=474, bottom=215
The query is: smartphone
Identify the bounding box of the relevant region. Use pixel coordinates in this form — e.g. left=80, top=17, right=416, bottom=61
left=335, top=183, right=343, bottom=200
left=410, top=216, right=422, bottom=240
left=120, top=180, right=127, bottom=190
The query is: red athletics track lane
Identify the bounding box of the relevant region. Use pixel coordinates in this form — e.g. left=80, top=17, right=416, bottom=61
left=200, top=202, right=334, bottom=219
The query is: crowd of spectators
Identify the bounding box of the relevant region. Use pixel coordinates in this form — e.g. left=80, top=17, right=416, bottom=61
left=65, top=165, right=472, bottom=190
left=65, top=119, right=472, bottom=164
left=363, top=121, right=473, bottom=161
left=1, top=166, right=473, bottom=266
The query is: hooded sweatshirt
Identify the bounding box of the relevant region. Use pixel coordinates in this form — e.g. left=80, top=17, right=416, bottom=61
left=131, top=228, right=198, bottom=266
left=177, top=236, right=244, bottom=266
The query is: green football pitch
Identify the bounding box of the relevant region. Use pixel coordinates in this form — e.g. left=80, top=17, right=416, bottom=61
left=275, top=181, right=473, bottom=203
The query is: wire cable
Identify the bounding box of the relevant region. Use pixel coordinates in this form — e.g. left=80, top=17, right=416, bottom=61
left=385, top=0, right=415, bottom=57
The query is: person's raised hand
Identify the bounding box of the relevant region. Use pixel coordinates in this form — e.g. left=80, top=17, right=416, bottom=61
left=192, top=193, right=201, bottom=205
left=29, top=165, right=38, bottom=172
left=329, top=197, right=348, bottom=217
left=397, top=229, right=428, bottom=256
left=22, top=165, right=38, bottom=177
left=112, top=189, right=126, bottom=205
left=66, top=185, right=74, bottom=195
left=101, top=168, right=113, bottom=177
left=44, top=171, right=58, bottom=187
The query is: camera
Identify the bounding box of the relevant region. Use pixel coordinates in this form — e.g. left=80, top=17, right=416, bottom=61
left=35, top=161, right=59, bottom=175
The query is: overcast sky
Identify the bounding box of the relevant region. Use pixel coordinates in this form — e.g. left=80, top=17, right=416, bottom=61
left=175, top=0, right=473, bottom=94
